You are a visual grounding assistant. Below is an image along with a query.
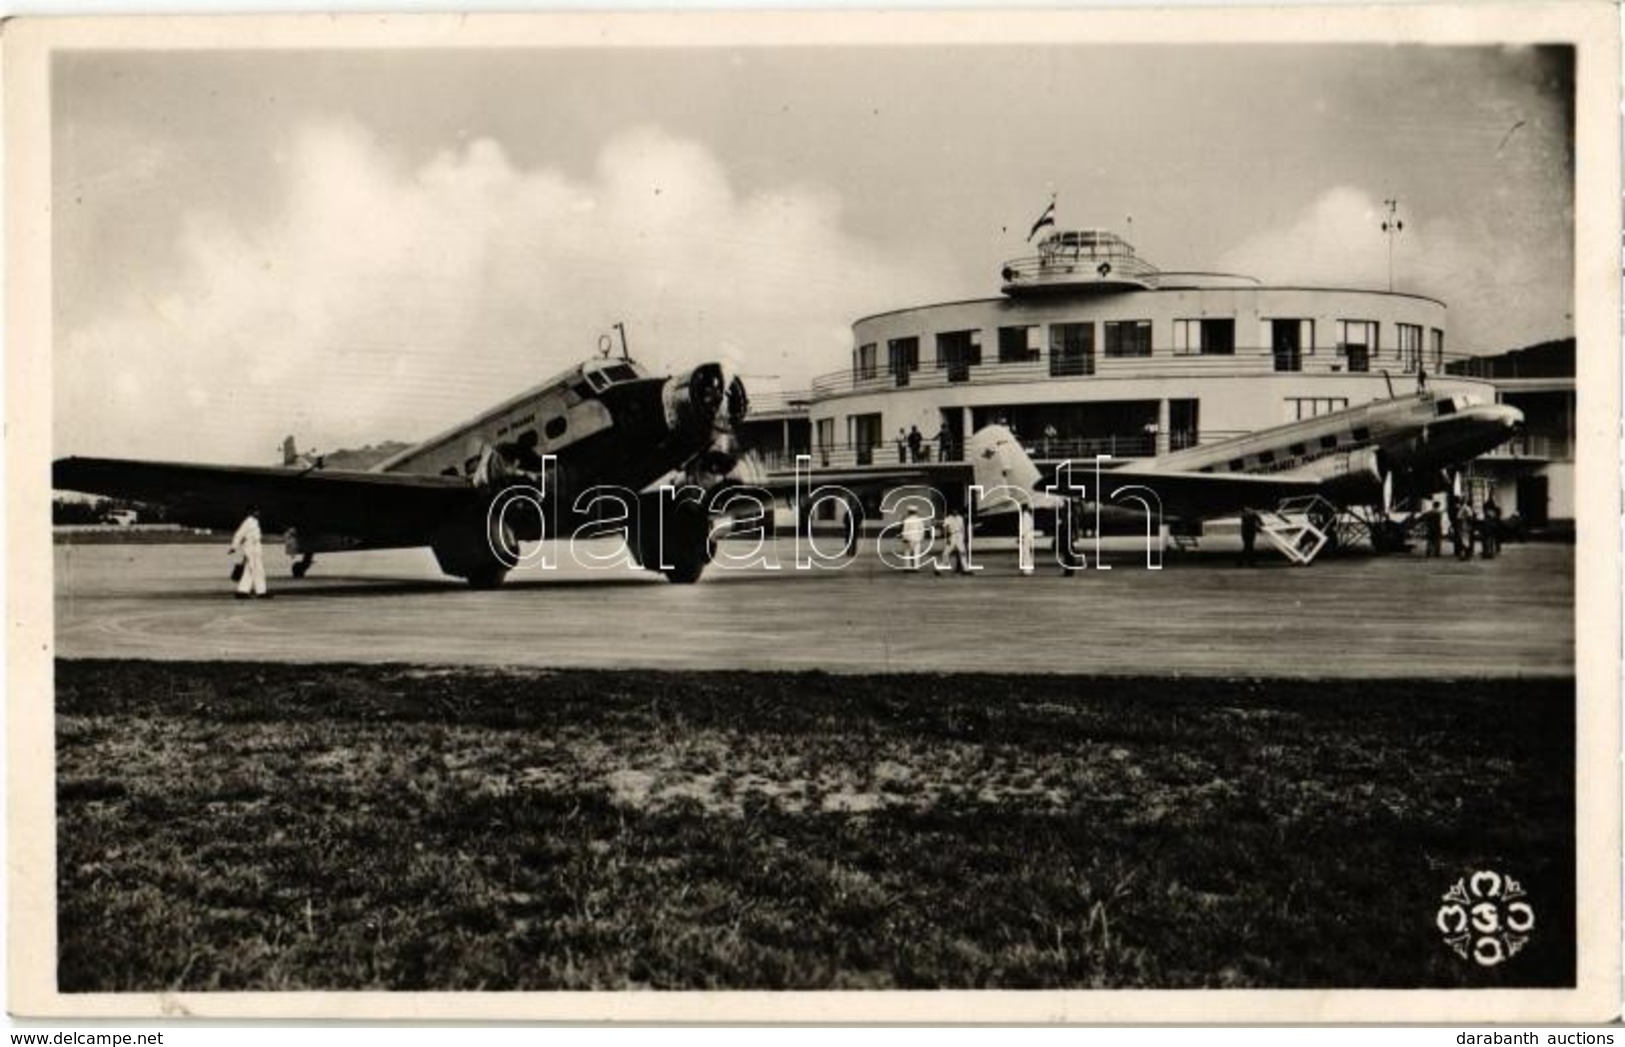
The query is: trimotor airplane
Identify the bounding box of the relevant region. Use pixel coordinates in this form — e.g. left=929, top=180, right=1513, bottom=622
left=54, top=355, right=762, bottom=587
left=964, top=387, right=1523, bottom=563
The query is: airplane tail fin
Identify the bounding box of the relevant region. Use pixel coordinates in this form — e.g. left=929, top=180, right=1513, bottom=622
left=967, top=425, right=1048, bottom=513
left=281, top=436, right=299, bottom=467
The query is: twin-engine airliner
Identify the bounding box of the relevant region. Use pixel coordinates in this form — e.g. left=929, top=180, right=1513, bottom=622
left=55, top=356, right=753, bottom=587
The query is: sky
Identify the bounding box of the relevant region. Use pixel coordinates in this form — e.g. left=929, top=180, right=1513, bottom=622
left=52, top=42, right=1575, bottom=463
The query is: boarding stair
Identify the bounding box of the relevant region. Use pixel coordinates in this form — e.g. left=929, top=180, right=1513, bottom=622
left=1259, top=495, right=1339, bottom=565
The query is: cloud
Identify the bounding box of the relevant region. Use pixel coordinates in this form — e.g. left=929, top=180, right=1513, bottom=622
left=57, top=121, right=946, bottom=463
left=1215, top=186, right=1570, bottom=357
left=1217, top=186, right=1418, bottom=292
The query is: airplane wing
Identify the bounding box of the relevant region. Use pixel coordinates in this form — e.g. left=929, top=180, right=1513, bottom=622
left=53, top=457, right=482, bottom=546
left=1084, top=466, right=1325, bottom=521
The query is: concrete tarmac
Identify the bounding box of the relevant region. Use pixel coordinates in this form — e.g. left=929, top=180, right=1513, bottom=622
left=52, top=536, right=1573, bottom=676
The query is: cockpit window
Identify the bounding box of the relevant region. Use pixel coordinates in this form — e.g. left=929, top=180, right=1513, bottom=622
left=582, top=362, right=640, bottom=393
left=1435, top=397, right=1458, bottom=416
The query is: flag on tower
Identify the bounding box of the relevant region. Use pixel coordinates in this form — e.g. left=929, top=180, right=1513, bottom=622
left=1026, top=198, right=1057, bottom=241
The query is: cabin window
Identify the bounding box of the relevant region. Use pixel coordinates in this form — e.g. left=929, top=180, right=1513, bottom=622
left=1104, top=320, right=1152, bottom=358
left=998, top=325, right=1041, bottom=363
left=1319, top=434, right=1339, bottom=450
left=544, top=417, right=568, bottom=440
left=1289, top=443, right=1307, bottom=457
left=1352, top=427, right=1371, bottom=443
left=1257, top=450, right=1276, bottom=466
left=1228, top=458, right=1245, bottom=472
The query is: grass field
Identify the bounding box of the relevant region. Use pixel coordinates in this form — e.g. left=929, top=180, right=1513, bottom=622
left=55, top=660, right=1574, bottom=991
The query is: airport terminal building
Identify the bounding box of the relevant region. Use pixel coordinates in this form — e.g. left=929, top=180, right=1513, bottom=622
left=747, top=228, right=1571, bottom=527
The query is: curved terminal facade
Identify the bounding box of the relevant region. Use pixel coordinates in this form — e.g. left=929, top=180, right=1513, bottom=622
left=804, top=229, right=1498, bottom=469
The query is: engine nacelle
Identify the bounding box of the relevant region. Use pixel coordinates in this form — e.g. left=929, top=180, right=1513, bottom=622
left=1308, top=446, right=1385, bottom=506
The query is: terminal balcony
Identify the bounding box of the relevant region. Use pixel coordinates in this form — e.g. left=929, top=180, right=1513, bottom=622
left=815, top=345, right=1471, bottom=399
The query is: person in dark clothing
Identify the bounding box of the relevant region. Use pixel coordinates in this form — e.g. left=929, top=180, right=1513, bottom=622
left=1422, top=500, right=1443, bottom=558
left=1481, top=495, right=1501, bottom=559
left=907, top=425, right=923, bottom=463
left=1238, top=508, right=1259, bottom=567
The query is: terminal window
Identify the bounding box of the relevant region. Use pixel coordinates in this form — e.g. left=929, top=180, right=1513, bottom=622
left=1104, top=320, right=1152, bottom=358
left=998, top=325, right=1041, bottom=363
left=1431, top=328, right=1446, bottom=371
left=1267, top=318, right=1313, bottom=372
left=887, top=337, right=920, bottom=387
left=1397, top=323, right=1423, bottom=372
left=1336, top=320, right=1378, bottom=372
left=853, top=342, right=878, bottom=380
left=1049, top=322, right=1095, bottom=377
left=1173, top=318, right=1235, bottom=355
left=1286, top=397, right=1351, bottom=421
left=936, top=330, right=982, bottom=382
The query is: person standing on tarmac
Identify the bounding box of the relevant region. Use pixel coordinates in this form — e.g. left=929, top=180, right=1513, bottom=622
left=1017, top=503, right=1036, bottom=575
left=1481, top=494, right=1501, bottom=560
left=1423, top=500, right=1444, bottom=558
left=899, top=506, right=927, bottom=571
left=933, top=506, right=970, bottom=575
left=1455, top=499, right=1477, bottom=561
left=1238, top=508, right=1260, bottom=567
left=230, top=505, right=271, bottom=599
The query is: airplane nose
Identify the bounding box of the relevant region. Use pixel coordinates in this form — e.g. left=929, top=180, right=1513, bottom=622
left=671, top=363, right=724, bottom=432
left=1493, top=403, right=1525, bottom=430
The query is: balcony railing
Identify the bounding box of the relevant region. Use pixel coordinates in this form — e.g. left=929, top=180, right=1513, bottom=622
left=1482, top=433, right=1572, bottom=461
left=817, top=347, right=1498, bottom=400
left=761, top=433, right=1168, bottom=472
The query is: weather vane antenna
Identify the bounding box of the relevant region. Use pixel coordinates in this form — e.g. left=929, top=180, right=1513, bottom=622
left=1380, top=198, right=1404, bottom=293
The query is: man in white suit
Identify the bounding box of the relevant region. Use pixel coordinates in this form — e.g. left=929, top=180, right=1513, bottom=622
left=230, top=505, right=270, bottom=599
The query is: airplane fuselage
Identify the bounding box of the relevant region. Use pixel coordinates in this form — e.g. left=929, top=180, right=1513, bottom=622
left=1145, top=391, right=1522, bottom=495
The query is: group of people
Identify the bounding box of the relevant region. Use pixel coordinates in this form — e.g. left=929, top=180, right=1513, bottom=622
left=896, top=501, right=1085, bottom=577
left=897, top=505, right=972, bottom=575
left=1424, top=493, right=1503, bottom=560
left=894, top=425, right=957, bottom=464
